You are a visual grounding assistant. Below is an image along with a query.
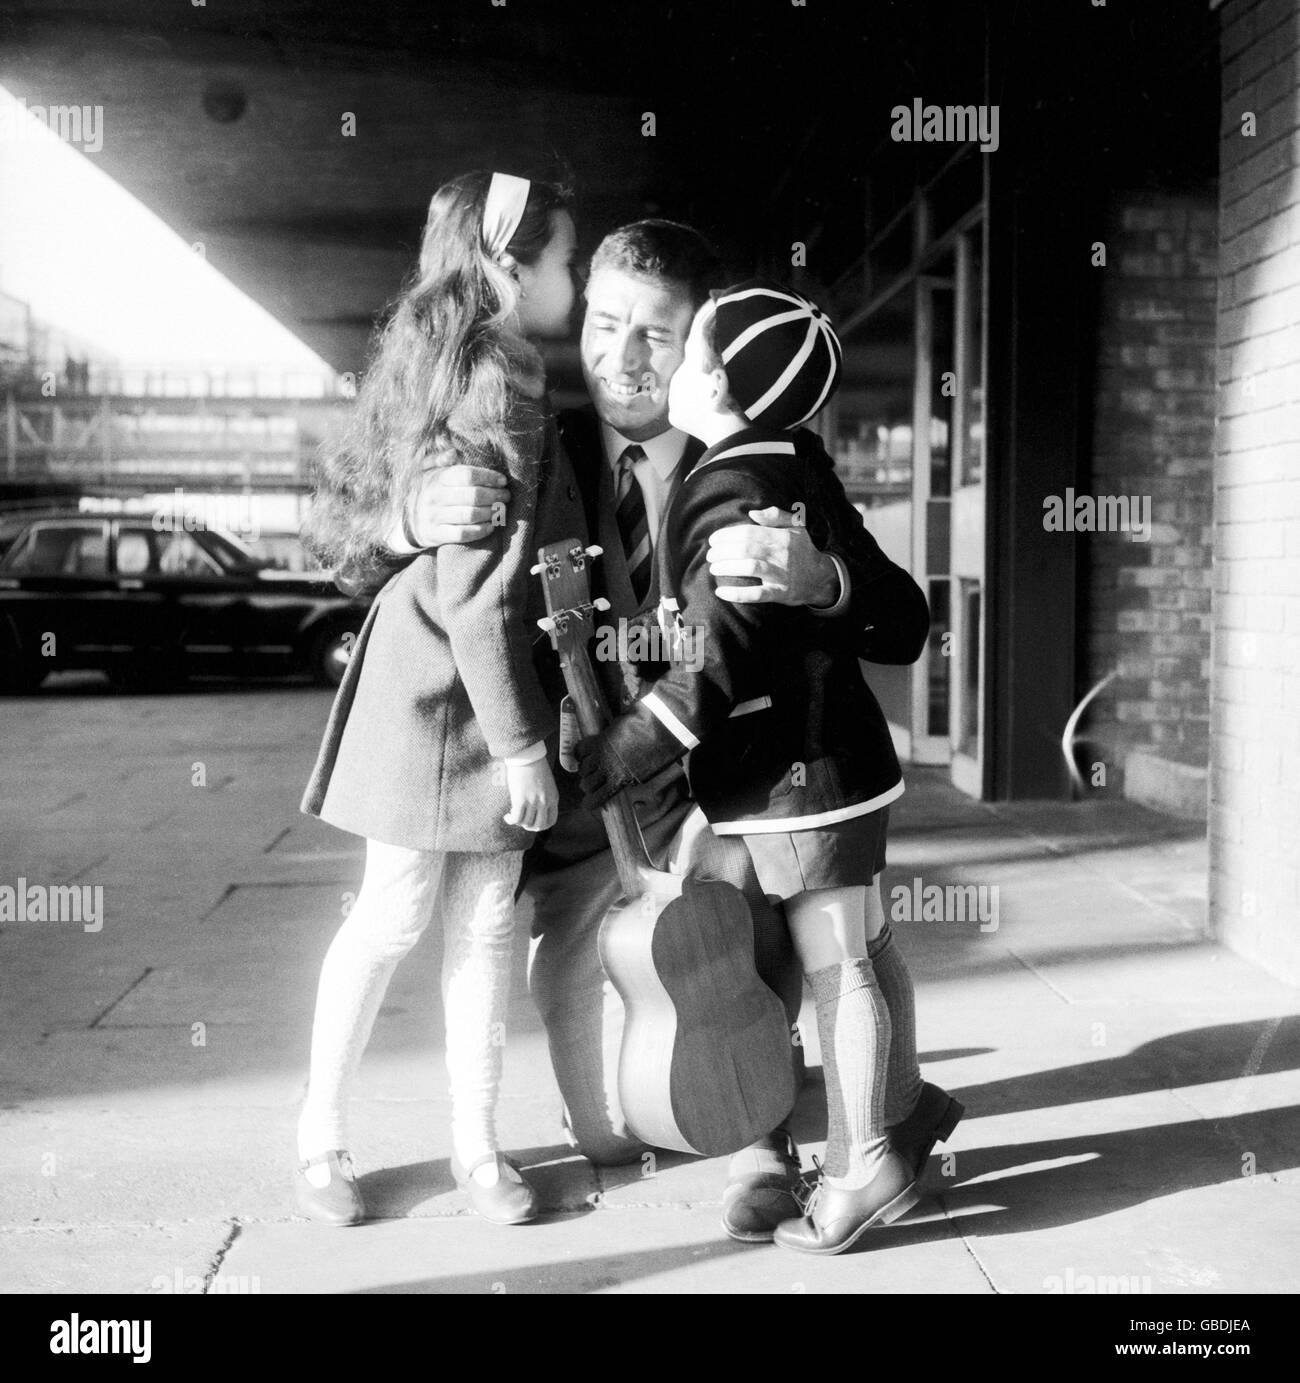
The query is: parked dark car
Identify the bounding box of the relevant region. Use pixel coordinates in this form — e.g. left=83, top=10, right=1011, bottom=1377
left=0, top=509, right=368, bottom=692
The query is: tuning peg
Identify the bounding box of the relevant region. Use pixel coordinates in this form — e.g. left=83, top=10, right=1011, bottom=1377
left=530, top=562, right=544, bottom=575
left=536, top=616, right=555, bottom=632
left=593, top=598, right=611, bottom=612
left=585, top=545, right=603, bottom=558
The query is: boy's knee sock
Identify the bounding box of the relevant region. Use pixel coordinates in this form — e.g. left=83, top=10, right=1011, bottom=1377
left=809, top=959, right=892, bottom=1187
left=866, top=923, right=924, bottom=1127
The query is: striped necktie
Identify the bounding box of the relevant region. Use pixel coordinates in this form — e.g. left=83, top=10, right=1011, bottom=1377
left=615, top=444, right=652, bottom=604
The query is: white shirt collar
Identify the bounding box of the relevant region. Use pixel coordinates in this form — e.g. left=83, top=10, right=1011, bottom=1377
left=600, top=421, right=688, bottom=482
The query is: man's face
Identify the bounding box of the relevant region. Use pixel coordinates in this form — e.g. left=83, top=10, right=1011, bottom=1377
left=580, top=266, right=696, bottom=441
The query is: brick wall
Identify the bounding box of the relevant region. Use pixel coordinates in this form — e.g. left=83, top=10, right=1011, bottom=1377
left=1085, top=193, right=1218, bottom=782
left=1212, top=0, right=1300, bottom=984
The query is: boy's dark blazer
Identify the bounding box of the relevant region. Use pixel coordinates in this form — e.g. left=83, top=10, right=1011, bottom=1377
left=554, top=404, right=930, bottom=669
left=333, top=402, right=929, bottom=731
left=587, top=425, right=920, bottom=834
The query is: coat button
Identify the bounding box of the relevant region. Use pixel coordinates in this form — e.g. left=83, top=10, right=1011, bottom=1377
left=567, top=484, right=576, bottom=501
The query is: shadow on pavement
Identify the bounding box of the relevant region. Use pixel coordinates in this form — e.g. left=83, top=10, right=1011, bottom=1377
left=358, top=1143, right=594, bottom=1219
left=950, top=1016, right=1300, bottom=1118
left=779, top=1017, right=1299, bottom=1249
left=933, top=1103, right=1300, bottom=1240
left=344, top=1232, right=776, bottom=1293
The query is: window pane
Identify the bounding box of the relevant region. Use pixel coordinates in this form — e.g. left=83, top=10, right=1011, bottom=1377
left=117, top=530, right=152, bottom=574
left=826, top=290, right=915, bottom=527
left=927, top=577, right=951, bottom=737
left=116, top=525, right=221, bottom=577
left=157, top=531, right=221, bottom=576
left=928, top=279, right=954, bottom=498
left=6, top=524, right=107, bottom=576
left=959, top=579, right=981, bottom=754
left=961, top=228, right=985, bottom=489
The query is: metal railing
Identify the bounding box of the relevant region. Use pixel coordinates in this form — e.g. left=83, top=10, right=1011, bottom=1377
left=3, top=391, right=349, bottom=490
left=86, top=365, right=349, bottom=400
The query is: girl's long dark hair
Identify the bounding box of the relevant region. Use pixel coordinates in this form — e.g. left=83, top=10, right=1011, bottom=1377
left=304, top=170, right=572, bottom=581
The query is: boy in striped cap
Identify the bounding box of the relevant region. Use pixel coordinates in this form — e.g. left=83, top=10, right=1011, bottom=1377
left=576, top=280, right=957, bottom=1254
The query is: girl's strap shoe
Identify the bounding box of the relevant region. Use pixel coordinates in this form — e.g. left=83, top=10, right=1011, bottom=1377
left=451, top=1151, right=539, bottom=1225
left=294, top=1149, right=365, bottom=1226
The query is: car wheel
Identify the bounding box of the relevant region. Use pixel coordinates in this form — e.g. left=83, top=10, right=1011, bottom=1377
left=109, top=648, right=186, bottom=694
left=0, top=628, right=45, bottom=694
left=310, top=625, right=357, bottom=687
left=0, top=656, right=46, bottom=694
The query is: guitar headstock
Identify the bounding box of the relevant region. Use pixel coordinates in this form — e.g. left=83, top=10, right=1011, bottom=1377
left=533, top=540, right=608, bottom=661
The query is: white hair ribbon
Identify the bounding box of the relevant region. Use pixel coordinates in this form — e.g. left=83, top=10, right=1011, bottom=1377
left=481, top=172, right=532, bottom=260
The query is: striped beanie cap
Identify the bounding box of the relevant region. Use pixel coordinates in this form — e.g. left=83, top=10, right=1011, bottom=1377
left=710, top=279, right=843, bottom=430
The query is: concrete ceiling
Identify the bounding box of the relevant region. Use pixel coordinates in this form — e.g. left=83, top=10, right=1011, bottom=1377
left=0, top=1, right=1218, bottom=380
left=0, top=0, right=919, bottom=376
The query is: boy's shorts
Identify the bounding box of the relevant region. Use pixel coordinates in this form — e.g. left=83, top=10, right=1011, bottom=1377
left=742, top=806, right=889, bottom=903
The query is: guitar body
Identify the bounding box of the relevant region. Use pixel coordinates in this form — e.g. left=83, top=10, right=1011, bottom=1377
left=598, top=869, right=797, bottom=1158
left=535, top=538, right=796, bottom=1160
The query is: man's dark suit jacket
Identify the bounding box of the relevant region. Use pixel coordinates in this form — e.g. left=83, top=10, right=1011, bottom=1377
left=554, top=405, right=930, bottom=670
left=335, top=403, right=930, bottom=720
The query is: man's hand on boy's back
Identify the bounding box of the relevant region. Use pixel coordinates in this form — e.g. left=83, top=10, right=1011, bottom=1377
left=409, top=456, right=834, bottom=607
left=707, top=507, right=840, bottom=610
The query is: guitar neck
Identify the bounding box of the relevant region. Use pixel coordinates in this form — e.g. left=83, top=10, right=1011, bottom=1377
left=559, top=642, right=652, bottom=897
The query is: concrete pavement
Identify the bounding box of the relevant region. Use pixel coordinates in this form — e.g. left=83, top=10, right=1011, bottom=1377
left=2, top=676, right=1298, bottom=1294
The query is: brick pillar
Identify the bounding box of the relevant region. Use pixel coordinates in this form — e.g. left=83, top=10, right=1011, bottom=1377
left=1087, top=194, right=1217, bottom=784
left=1212, top=0, right=1300, bottom=983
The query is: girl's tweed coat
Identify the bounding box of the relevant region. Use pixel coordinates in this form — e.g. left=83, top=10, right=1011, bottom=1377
left=301, top=389, right=589, bottom=853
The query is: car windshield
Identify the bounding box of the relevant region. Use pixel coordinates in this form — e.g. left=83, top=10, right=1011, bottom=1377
left=197, top=528, right=268, bottom=571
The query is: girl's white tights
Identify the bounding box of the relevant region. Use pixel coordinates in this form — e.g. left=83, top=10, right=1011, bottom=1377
left=297, top=838, right=523, bottom=1176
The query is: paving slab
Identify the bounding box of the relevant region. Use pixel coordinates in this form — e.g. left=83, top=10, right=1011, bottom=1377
left=217, top=1206, right=991, bottom=1294
left=0, top=1026, right=308, bottom=1114
left=0, top=1106, right=303, bottom=1227
left=0, top=1222, right=234, bottom=1295
left=2, top=687, right=1296, bottom=1294
left=947, top=1136, right=1300, bottom=1295
left=0, top=1094, right=589, bottom=1229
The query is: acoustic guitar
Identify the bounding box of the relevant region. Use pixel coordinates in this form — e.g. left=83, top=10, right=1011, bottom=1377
left=534, top=538, right=796, bottom=1158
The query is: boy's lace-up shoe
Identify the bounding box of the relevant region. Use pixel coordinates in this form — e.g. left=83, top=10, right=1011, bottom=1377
left=773, top=1148, right=920, bottom=1256
left=889, top=1082, right=965, bottom=1180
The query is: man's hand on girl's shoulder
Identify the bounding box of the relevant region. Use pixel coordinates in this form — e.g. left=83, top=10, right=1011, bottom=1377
left=408, top=460, right=510, bottom=548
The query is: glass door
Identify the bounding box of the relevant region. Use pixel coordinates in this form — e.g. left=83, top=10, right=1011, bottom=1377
left=822, top=198, right=988, bottom=793
left=908, top=226, right=988, bottom=786
left=826, top=290, right=917, bottom=758
left=948, top=225, right=987, bottom=796
left=910, top=261, right=953, bottom=765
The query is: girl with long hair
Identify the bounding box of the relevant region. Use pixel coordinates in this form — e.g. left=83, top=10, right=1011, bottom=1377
left=295, top=170, right=577, bottom=1226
